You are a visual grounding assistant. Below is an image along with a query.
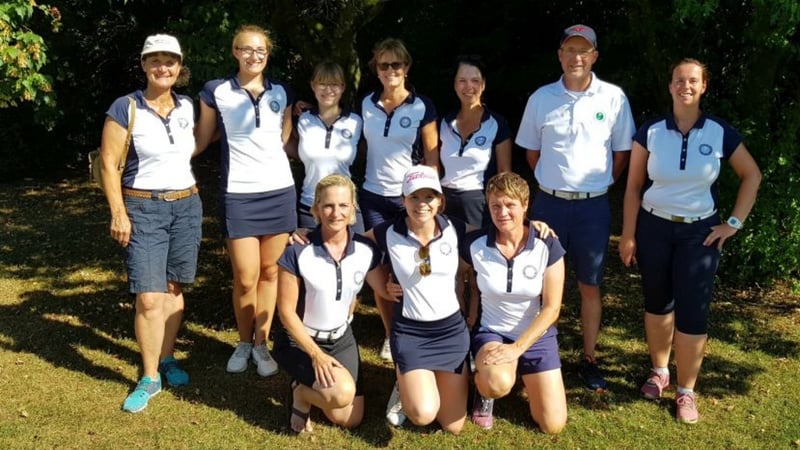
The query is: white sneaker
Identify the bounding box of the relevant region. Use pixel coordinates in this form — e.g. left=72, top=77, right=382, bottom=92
left=251, top=343, right=279, bottom=377
left=380, top=337, right=393, bottom=362
left=226, top=342, right=252, bottom=373
left=385, top=382, right=406, bottom=426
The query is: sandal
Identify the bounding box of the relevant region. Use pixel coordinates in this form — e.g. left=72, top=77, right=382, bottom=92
left=287, top=380, right=313, bottom=433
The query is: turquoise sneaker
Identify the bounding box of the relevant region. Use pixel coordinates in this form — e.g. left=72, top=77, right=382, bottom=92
left=158, top=356, right=189, bottom=387
left=122, top=375, right=162, bottom=413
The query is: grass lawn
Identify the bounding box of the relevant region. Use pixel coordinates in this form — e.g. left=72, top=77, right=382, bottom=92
left=1, top=169, right=799, bottom=449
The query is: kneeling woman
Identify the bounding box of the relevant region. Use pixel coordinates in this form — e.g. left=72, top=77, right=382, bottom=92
left=273, top=174, right=388, bottom=433
left=462, top=172, right=567, bottom=434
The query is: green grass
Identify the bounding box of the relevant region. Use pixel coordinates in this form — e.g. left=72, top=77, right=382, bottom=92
left=1, top=169, right=799, bottom=449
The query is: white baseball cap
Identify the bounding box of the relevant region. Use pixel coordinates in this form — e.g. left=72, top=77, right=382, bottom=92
left=141, top=34, right=182, bottom=59
left=402, top=165, right=442, bottom=196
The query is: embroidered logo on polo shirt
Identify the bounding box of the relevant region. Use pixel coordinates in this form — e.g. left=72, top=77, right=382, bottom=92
left=475, top=136, right=487, bottom=146
left=354, top=270, right=365, bottom=285
left=698, top=144, right=713, bottom=155
left=342, top=129, right=353, bottom=139
left=522, top=265, right=538, bottom=279
left=178, top=118, right=190, bottom=129
left=399, top=116, right=412, bottom=128
left=269, top=100, right=280, bottom=113
left=595, top=112, right=605, bottom=121
left=438, top=242, right=452, bottom=256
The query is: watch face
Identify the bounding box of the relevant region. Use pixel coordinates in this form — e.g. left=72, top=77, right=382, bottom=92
left=727, top=217, right=742, bottom=229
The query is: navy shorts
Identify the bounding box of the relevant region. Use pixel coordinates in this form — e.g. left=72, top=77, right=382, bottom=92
left=222, top=186, right=297, bottom=239
left=472, top=326, right=562, bottom=375
left=529, top=190, right=610, bottom=286
left=635, top=209, right=721, bottom=334
left=359, top=188, right=404, bottom=231
left=272, top=324, right=362, bottom=394
left=443, top=187, right=489, bottom=228
left=391, top=311, right=470, bottom=374
left=297, top=202, right=365, bottom=234
left=124, top=190, right=202, bottom=293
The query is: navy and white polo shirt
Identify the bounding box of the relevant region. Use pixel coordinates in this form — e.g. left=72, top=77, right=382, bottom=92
left=515, top=73, right=635, bottom=192
left=297, top=108, right=363, bottom=207
left=634, top=114, right=742, bottom=218
left=374, top=215, right=466, bottom=322
left=361, top=91, right=437, bottom=196
left=439, top=107, right=511, bottom=191
left=106, top=90, right=196, bottom=190
left=200, top=76, right=295, bottom=194
left=461, top=224, right=565, bottom=341
left=278, top=228, right=381, bottom=331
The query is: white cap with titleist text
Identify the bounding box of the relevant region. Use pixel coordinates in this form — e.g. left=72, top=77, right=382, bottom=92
left=141, top=34, right=182, bottom=59
left=402, top=165, right=442, bottom=196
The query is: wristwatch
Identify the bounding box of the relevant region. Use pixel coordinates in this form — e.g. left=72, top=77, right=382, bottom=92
left=726, top=216, right=744, bottom=230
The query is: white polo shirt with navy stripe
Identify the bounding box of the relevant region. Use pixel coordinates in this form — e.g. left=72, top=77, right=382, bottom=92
left=278, top=228, right=381, bottom=331
left=634, top=114, right=742, bottom=217
left=461, top=224, right=565, bottom=341
left=374, top=215, right=465, bottom=322
left=297, top=108, right=363, bottom=207
left=515, top=73, right=635, bottom=192
left=106, top=90, right=196, bottom=190
left=361, top=91, right=437, bottom=196
left=439, top=107, right=511, bottom=191
left=200, top=76, right=295, bottom=194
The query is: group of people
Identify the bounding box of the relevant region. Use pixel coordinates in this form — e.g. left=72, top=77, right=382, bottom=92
left=98, top=21, right=760, bottom=433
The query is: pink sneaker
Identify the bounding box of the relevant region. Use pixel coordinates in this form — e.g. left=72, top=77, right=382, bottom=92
left=676, top=392, right=699, bottom=424
left=641, top=370, right=670, bottom=400
left=471, top=394, right=494, bottom=429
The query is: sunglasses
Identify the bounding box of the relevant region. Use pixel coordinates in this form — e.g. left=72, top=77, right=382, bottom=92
left=377, top=61, right=405, bottom=71
left=418, top=245, right=431, bottom=277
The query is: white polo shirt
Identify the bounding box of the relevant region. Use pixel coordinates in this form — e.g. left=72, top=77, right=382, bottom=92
left=107, top=90, right=196, bottom=190
left=361, top=91, right=437, bottom=196
left=374, top=215, right=465, bottom=322
left=297, top=108, right=363, bottom=207
left=440, top=107, right=511, bottom=191
left=634, top=114, right=742, bottom=217
left=200, top=76, right=295, bottom=194
left=278, top=228, right=381, bottom=330
left=516, top=73, right=635, bottom=192
left=461, top=225, right=565, bottom=341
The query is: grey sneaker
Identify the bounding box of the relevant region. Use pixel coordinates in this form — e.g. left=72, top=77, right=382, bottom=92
left=385, top=382, right=406, bottom=426
left=226, top=342, right=252, bottom=373
left=251, top=343, right=279, bottom=377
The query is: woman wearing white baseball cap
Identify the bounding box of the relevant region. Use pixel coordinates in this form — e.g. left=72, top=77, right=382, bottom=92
left=99, top=33, right=200, bottom=413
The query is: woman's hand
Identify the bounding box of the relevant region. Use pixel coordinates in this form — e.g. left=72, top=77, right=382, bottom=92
left=293, top=100, right=313, bottom=116
left=311, top=351, right=342, bottom=389
left=385, top=275, right=402, bottom=303
left=481, top=342, right=524, bottom=366
left=704, top=223, right=738, bottom=251
left=618, top=236, right=637, bottom=267
left=531, top=220, right=557, bottom=239
left=110, top=212, right=132, bottom=247
left=289, top=228, right=311, bottom=245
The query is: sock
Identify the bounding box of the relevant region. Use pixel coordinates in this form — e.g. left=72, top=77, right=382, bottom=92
left=677, top=386, right=694, bottom=395
left=653, top=367, right=669, bottom=375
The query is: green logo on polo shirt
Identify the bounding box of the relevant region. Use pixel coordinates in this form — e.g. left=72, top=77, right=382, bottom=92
left=595, top=112, right=605, bottom=121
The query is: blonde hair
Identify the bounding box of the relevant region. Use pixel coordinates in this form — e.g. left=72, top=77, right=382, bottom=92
left=486, top=172, right=530, bottom=206
left=368, top=38, right=412, bottom=74
left=311, top=174, right=358, bottom=225
left=312, top=61, right=345, bottom=86
left=232, top=24, right=273, bottom=54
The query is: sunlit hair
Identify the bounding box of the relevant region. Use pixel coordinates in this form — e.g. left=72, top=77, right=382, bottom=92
left=232, top=24, right=274, bottom=54
left=312, top=174, right=358, bottom=225
left=141, top=52, right=190, bottom=88
left=670, top=58, right=709, bottom=84
left=486, top=172, right=530, bottom=206
left=312, top=61, right=345, bottom=86
left=368, top=38, right=413, bottom=74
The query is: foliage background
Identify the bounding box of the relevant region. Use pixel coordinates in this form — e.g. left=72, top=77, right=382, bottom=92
left=1, top=0, right=799, bottom=284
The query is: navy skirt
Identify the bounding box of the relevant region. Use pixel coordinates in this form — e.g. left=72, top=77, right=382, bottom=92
left=391, top=311, right=470, bottom=374
left=222, top=185, right=297, bottom=239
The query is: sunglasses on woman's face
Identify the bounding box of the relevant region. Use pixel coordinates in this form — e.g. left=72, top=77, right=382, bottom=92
left=377, top=61, right=404, bottom=71
left=418, top=245, right=431, bottom=276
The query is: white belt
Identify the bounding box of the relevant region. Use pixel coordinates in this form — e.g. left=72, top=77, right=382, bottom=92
left=304, top=322, right=348, bottom=342
left=642, top=201, right=716, bottom=224
left=539, top=186, right=607, bottom=200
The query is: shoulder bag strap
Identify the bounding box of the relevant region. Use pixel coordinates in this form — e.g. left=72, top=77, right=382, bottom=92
left=116, top=96, right=136, bottom=172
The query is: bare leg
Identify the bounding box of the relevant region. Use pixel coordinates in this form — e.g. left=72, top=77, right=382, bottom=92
left=160, top=281, right=184, bottom=359
left=578, top=282, right=602, bottom=358
left=644, top=311, right=674, bottom=369
left=254, top=233, right=289, bottom=345
left=227, top=237, right=260, bottom=343
left=674, top=330, right=707, bottom=390
left=134, top=292, right=166, bottom=378
left=522, top=369, right=567, bottom=434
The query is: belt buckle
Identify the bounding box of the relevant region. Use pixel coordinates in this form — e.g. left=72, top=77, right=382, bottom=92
left=567, top=192, right=581, bottom=200
left=162, top=191, right=180, bottom=202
